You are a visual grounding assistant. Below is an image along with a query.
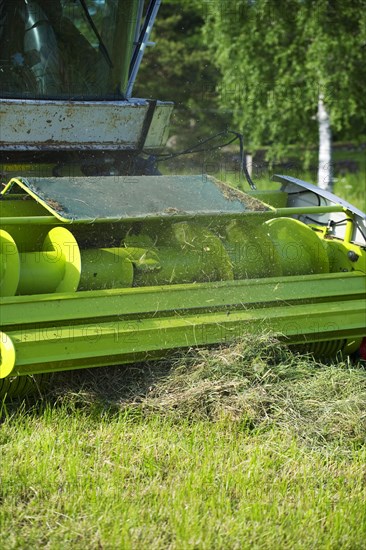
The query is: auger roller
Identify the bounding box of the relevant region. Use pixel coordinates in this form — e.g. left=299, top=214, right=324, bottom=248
left=0, top=0, right=365, bottom=397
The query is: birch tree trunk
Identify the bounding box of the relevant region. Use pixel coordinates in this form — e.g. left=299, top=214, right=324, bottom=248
left=317, top=93, right=333, bottom=191
left=246, top=153, right=253, bottom=177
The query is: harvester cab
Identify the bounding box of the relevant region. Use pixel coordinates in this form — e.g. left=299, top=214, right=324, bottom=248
left=0, top=0, right=171, bottom=176
left=0, top=0, right=365, bottom=398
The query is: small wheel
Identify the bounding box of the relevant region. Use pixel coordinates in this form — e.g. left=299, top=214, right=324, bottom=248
left=0, top=374, right=51, bottom=400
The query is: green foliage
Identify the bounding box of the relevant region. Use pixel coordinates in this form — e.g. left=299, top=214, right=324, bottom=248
left=133, top=1, right=366, bottom=159
left=299, top=0, right=366, bottom=134
left=201, top=0, right=366, bottom=158
left=134, top=1, right=228, bottom=141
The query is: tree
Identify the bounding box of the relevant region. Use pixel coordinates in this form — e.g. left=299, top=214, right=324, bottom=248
left=134, top=1, right=227, bottom=145
left=202, top=0, right=366, bottom=190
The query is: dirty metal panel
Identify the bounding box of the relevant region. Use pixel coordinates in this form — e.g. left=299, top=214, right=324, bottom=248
left=5, top=175, right=269, bottom=221
left=0, top=99, right=173, bottom=151
left=274, top=174, right=366, bottom=246
left=274, top=174, right=366, bottom=219
left=143, top=102, right=173, bottom=149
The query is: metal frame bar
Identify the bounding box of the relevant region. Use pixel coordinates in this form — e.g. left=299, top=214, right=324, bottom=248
left=126, top=0, right=161, bottom=98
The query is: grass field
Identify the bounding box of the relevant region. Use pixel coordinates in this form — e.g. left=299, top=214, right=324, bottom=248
left=1, top=153, right=365, bottom=549
left=1, top=338, right=366, bottom=549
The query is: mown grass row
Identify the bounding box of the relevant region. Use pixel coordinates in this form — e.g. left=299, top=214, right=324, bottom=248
left=1, top=336, right=366, bottom=549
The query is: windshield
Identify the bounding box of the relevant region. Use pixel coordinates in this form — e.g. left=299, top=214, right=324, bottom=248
left=0, top=0, right=142, bottom=99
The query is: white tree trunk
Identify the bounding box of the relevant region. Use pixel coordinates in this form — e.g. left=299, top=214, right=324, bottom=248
left=246, top=153, right=253, bottom=177
left=317, top=93, right=333, bottom=191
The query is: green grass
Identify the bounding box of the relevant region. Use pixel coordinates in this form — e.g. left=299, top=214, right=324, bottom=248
left=1, top=337, right=366, bottom=548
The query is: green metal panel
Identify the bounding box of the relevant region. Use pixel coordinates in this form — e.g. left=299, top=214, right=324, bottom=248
left=1, top=176, right=269, bottom=222
left=1, top=272, right=364, bottom=328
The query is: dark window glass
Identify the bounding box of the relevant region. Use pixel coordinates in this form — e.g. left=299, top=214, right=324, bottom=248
left=0, top=0, right=141, bottom=99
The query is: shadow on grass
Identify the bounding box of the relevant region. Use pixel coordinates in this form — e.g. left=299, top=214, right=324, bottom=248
left=1, top=359, right=175, bottom=421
